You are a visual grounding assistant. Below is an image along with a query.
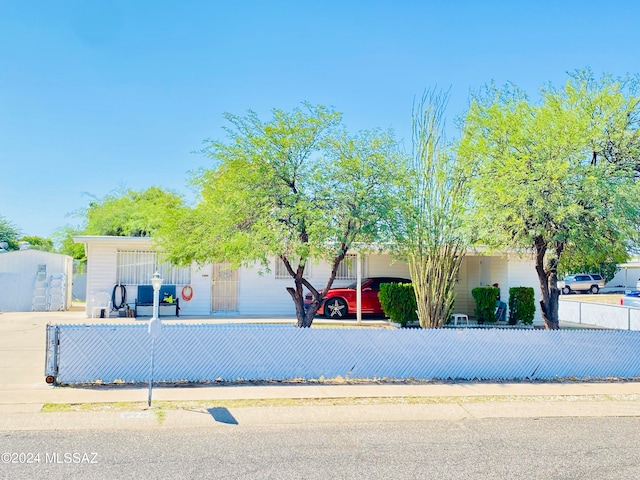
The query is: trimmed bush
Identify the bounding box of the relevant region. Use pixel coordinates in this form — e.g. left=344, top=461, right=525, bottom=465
left=379, top=282, right=417, bottom=327
left=471, top=286, right=499, bottom=323
left=508, top=287, right=535, bottom=325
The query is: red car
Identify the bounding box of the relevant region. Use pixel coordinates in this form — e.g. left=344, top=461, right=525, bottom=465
left=304, top=277, right=411, bottom=318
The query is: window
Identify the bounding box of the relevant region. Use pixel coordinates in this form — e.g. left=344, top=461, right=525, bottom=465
left=116, top=250, right=191, bottom=285
left=274, top=257, right=311, bottom=279
left=336, top=254, right=357, bottom=280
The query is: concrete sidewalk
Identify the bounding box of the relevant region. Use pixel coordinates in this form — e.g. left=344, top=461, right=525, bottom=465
left=2, top=381, right=640, bottom=431
left=1, top=310, right=640, bottom=431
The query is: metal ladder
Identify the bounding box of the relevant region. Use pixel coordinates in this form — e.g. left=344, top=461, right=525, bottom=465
left=47, top=274, right=67, bottom=311
left=32, top=270, right=48, bottom=311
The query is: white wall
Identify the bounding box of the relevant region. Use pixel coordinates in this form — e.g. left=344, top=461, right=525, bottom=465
left=608, top=265, right=640, bottom=290
left=507, top=254, right=543, bottom=326
left=238, top=265, right=296, bottom=316
left=559, top=300, right=640, bottom=330
left=181, top=264, right=212, bottom=315
left=0, top=250, right=73, bottom=312
left=85, top=242, right=119, bottom=317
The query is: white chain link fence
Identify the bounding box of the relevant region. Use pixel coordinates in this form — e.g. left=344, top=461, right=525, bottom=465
left=45, top=324, right=640, bottom=385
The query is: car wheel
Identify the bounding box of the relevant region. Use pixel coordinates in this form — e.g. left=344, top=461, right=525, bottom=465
left=590, top=285, right=599, bottom=294
left=324, top=298, right=348, bottom=318
left=562, top=286, right=571, bottom=295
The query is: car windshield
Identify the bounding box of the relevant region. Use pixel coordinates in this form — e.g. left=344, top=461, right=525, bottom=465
left=346, top=280, right=366, bottom=289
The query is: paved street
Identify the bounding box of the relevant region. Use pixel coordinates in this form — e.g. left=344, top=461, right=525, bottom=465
left=2, top=417, right=640, bottom=480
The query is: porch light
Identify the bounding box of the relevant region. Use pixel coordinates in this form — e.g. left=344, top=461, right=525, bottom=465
left=151, top=271, right=163, bottom=292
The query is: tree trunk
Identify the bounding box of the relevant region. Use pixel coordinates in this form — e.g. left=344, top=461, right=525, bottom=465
left=534, top=236, right=560, bottom=330
left=287, top=279, right=320, bottom=328
left=287, top=286, right=319, bottom=328
left=283, top=245, right=347, bottom=328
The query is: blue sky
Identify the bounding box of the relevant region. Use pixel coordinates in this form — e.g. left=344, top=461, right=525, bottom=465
left=2, top=1, right=639, bottom=239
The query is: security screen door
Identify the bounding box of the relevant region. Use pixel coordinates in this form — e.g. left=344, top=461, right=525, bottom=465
left=211, top=263, right=238, bottom=312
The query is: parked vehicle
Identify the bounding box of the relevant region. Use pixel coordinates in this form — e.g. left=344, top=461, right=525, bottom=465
left=304, top=277, right=411, bottom=318
left=558, top=273, right=605, bottom=294
left=621, top=291, right=640, bottom=308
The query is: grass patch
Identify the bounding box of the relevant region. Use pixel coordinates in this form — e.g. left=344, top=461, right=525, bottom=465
left=154, top=408, right=166, bottom=425
left=40, top=393, right=640, bottom=413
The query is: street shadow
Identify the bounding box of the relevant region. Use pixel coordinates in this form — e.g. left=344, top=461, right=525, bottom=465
left=208, top=407, right=239, bottom=425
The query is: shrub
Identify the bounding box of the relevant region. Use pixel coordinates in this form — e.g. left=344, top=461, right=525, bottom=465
left=379, top=282, right=417, bottom=327
left=471, top=286, right=499, bottom=323
left=508, top=287, right=535, bottom=325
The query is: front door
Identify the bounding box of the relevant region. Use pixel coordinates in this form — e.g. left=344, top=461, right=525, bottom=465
left=211, top=263, right=238, bottom=312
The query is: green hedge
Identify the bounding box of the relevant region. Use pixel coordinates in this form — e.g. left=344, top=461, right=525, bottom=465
left=379, top=282, right=417, bottom=327
left=508, top=287, right=535, bottom=325
left=471, top=286, right=499, bottom=323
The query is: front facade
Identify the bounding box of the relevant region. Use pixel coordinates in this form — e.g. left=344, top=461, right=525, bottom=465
left=74, top=236, right=543, bottom=325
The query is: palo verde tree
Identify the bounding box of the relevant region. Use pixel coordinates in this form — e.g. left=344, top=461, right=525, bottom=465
left=390, top=89, right=473, bottom=328
left=158, top=104, right=404, bottom=327
left=460, top=70, right=640, bottom=329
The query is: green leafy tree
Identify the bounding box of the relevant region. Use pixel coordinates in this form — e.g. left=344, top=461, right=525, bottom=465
left=0, top=215, right=21, bottom=250
left=19, top=235, right=54, bottom=252
left=53, top=225, right=87, bottom=262
left=460, top=71, right=640, bottom=329
left=76, top=186, right=185, bottom=237
left=159, top=104, right=404, bottom=327
left=389, top=89, right=473, bottom=328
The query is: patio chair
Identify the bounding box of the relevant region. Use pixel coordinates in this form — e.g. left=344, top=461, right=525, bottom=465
left=91, top=291, right=113, bottom=318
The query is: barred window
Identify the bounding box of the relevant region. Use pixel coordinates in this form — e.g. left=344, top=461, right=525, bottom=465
left=116, top=250, right=191, bottom=285
left=336, top=254, right=357, bottom=280
left=275, top=257, right=311, bottom=279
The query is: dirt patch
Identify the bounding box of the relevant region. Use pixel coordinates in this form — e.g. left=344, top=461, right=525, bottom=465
left=562, top=294, right=623, bottom=305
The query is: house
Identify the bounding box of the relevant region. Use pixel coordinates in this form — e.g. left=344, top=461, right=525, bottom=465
left=607, top=258, right=640, bottom=290
left=0, top=248, right=73, bottom=312
left=73, top=235, right=544, bottom=324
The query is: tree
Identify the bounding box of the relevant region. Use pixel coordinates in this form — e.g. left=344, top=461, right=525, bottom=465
left=76, top=186, right=185, bottom=237
left=19, top=235, right=54, bottom=252
left=158, top=104, right=404, bottom=327
left=0, top=215, right=21, bottom=250
left=53, top=225, right=87, bottom=264
left=460, top=71, right=640, bottom=329
left=389, top=89, right=473, bottom=328
left=558, top=242, right=628, bottom=283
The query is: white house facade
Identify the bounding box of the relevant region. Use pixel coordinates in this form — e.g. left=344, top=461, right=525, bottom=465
left=74, top=235, right=544, bottom=325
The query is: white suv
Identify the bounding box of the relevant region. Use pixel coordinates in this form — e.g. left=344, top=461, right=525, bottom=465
left=559, top=274, right=605, bottom=294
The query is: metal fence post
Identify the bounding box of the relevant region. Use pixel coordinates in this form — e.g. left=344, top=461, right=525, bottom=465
left=44, top=325, right=60, bottom=384
left=579, top=301, right=582, bottom=324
